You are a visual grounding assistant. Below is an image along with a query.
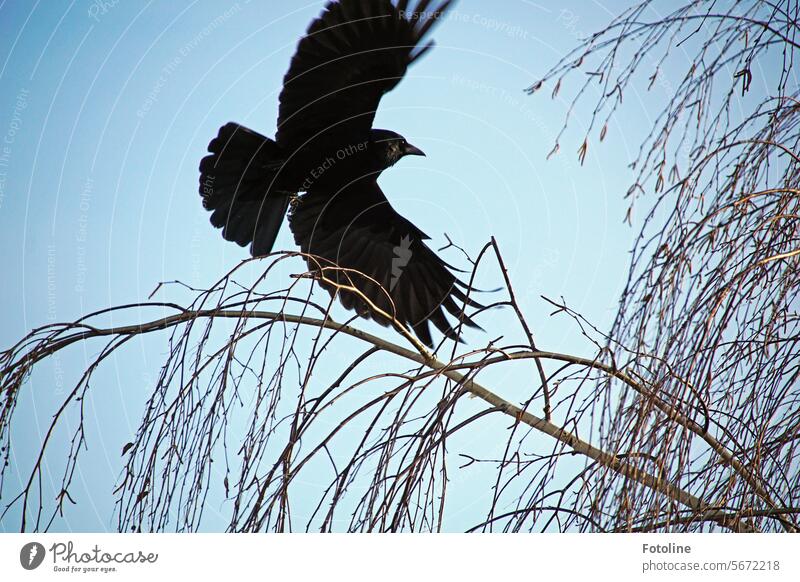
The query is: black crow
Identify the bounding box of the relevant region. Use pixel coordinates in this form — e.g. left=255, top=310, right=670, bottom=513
left=199, top=0, right=480, bottom=347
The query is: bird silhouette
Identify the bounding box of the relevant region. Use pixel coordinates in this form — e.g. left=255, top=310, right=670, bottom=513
left=199, top=0, right=481, bottom=347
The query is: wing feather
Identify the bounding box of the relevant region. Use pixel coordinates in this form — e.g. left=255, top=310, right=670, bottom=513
left=276, top=0, right=453, bottom=151
left=288, top=179, right=480, bottom=346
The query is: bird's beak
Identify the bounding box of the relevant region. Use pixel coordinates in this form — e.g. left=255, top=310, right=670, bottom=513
left=403, top=142, right=426, bottom=157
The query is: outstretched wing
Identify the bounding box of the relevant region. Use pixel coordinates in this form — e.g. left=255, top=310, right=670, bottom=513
left=288, top=178, right=480, bottom=347
left=276, top=0, right=454, bottom=152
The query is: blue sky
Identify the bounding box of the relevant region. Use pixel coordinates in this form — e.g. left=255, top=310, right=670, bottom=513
left=0, top=0, right=674, bottom=531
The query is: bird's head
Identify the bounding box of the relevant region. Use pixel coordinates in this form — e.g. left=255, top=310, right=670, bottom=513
left=369, top=129, right=425, bottom=168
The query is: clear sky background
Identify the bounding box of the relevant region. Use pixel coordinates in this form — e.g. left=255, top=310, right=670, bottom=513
left=0, top=0, right=694, bottom=531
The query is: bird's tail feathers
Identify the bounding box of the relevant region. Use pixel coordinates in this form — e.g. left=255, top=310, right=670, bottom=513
left=199, top=122, right=293, bottom=256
